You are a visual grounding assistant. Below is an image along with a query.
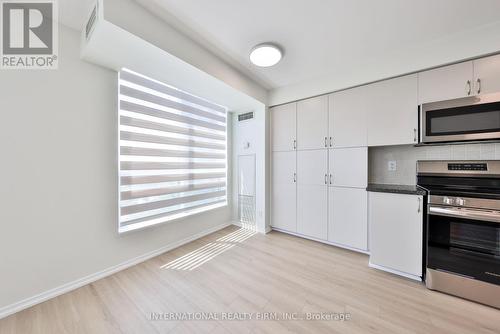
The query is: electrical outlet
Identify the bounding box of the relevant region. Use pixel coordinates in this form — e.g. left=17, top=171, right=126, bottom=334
left=388, top=160, right=397, bottom=171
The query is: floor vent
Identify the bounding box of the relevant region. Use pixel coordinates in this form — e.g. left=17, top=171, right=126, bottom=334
left=238, top=195, right=255, bottom=225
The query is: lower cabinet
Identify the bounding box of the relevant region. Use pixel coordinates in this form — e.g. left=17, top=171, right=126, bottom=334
left=271, top=147, right=369, bottom=252
left=328, top=187, right=368, bottom=251
left=369, top=192, right=423, bottom=278
left=271, top=151, right=297, bottom=232
left=297, top=184, right=328, bottom=240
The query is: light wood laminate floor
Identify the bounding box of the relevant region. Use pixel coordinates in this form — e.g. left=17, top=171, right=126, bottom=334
left=1, top=226, right=499, bottom=334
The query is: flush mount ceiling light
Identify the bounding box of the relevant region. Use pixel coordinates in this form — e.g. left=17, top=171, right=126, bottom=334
left=249, top=43, right=283, bottom=67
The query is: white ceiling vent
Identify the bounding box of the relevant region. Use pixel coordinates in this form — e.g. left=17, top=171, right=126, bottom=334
left=85, top=2, right=99, bottom=40
left=238, top=112, right=254, bottom=121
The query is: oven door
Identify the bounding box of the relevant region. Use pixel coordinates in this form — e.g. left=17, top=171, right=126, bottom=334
left=427, top=205, right=500, bottom=286
left=421, top=93, right=500, bottom=143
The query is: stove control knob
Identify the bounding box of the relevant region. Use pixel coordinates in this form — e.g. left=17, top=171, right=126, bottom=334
left=443, top=197, right=453, bottom=205
left=456, top=198, right=465, bottom=206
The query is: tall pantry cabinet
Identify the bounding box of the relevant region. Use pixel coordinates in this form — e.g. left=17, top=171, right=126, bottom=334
left=296, top=96, right=329, bottom=240
left=271, top=103, right=297, bottom=232
left=271, top=94, right=368, bottom=251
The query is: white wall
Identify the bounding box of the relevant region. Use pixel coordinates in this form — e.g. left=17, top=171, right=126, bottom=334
left=369, top=143, right=500, bottom=185
left=0, top=25, right=233, bottom=314
left=231, top=110, right=269, bottom=233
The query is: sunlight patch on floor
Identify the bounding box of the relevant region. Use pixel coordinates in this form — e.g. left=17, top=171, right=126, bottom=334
left=161, top=228, right=257, bottom=271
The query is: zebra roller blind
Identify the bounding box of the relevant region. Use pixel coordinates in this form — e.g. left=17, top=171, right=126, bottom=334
left=118, top=69, right=228, bottom=233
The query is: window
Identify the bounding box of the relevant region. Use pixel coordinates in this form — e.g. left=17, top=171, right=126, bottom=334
left=118, top=69, right=227, bottom=233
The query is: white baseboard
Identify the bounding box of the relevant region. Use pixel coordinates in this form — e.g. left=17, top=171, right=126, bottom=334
left=231, top=220, right=267, bottom=233
left=368, top=262, right=423, bottom=282
left=271, top=227, right=370, bottom=255
left=0, top=222, right=232, bottom=320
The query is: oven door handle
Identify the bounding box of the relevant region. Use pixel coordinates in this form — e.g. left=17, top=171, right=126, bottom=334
left=429, top=205, right=500, bottom=224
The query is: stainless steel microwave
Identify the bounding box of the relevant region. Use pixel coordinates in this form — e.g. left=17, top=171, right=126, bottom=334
left=420, top=92, right=500, bottom=144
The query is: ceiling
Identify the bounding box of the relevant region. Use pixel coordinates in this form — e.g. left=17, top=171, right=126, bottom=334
left=60, top=0, right=500, bottom=94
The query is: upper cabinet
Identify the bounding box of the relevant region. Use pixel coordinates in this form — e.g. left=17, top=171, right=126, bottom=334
left=418, top=61, right=474, bottom=104
left=271, top=103, right=296, bottom=152
left=367, top=74, right=418, bottom=146
left=330, top=86, right=368, bottom=148
left=419, top=56, right=500, bottom=104
left=297, top=96, right=329, bottom=150
left=473, top=54, right=500, bottom=95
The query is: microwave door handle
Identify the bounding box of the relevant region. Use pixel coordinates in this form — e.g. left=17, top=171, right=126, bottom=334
left=429, top=206, right=500, bottom=224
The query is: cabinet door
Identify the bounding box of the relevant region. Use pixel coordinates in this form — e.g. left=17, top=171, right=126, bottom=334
left=271, top=103, right=296, bottom=152
left=473, top=54, right=500, bottom=95
left=418, top=61, right=473, bottom=104
left=271, top=151, right=296, bottom=232
left=297, top=185, right=328, bottom=240
left=297, top=96, right=328, bottom=150
left=297, top=149, right=328, bottom=240
left=369, top=192, right=423, bottom=277
left=329, top=147, right=367, bottom=188
left=328, top=187, right=368, bottom=251
left=331, top=87, right=368, bottom=148
left=328, top=94, right=334, bottom=148
left=367, top=75, right=418, bottom=146
left=297, top=150, right=328, bottom=186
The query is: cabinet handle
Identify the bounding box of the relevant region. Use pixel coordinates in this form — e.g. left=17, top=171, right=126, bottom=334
left=324, top=174, right=328, bottom=185
left=293, top=139, right=297, bottom=150
left=293, top=173, right=296, bottom=183
left=417, top=198, right=421, bottom=213
left=329, top=136, right=332, bottom=147
left=413, top=128, right=417, bottom=142
left=466, top=80, right=471, bottom=95
left=329, top=174, right=332, bottom=185
left=324, top=137, right=328, bottom=148
left=477, top=78, right=481, bottom=95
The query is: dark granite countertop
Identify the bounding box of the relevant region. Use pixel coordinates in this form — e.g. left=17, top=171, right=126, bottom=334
left=366, top=183, right=427, bottom=196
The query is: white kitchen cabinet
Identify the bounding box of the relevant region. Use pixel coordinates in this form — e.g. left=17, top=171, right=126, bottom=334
left=271, top=151, right=296, bottom=232
left=296, top=149, right=328, bottom=240
left=329, top=147, right=367, bottom=188
left=418, top=61, right=473, bottom=104
left=297, top=185, right=328, bottom=240
left=327, top=94, right=334, bottom=148
left=297, top=96, right=329, bottom=150
left=328, top=187, right=368, bottom=251
left=297, top=150, right=328, bottom=185
left=367, top=75, right=419, bottom=146
left=473, top=54, right=500, bottom=95
left=271, top=103, right=296, bottom=152
left=330, top=87, right=368, bottom=148
left=369, top=192, right=423, bottom=278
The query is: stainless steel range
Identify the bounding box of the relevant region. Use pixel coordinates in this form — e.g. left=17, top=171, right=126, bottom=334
left=417, top=160, right=500, bottom=309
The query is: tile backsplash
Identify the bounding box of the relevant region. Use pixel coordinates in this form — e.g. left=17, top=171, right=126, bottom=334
left=369, top=143, right=500, bottom=185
